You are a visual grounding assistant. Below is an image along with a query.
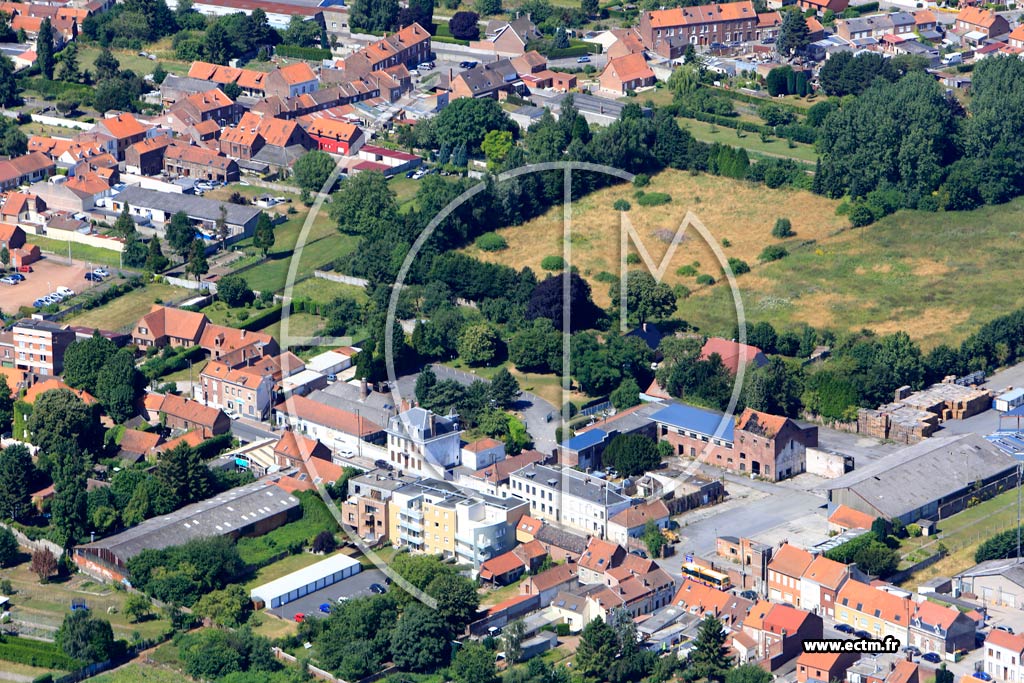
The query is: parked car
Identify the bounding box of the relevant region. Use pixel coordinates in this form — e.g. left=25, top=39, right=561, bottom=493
left=629, top=549, right=648, bottom=558
left=834, top=624, right=855, bottom=634
left=369, top=583, right=387, bottom=594
left=10, top=273, right=24, bottom=281
left=459, top=61, right=477, bottom=69
left=0, top=276, right=17, bottom=285
left=85, top=272, right=103, bottom=282
left=576, top=55, right=590, bottom=63
left=903, top=646, right=921, bottom=657
left=32, top=299, right=45, bottom=308
left=17, top=265, right=31, bottom=273
left=996, top=625, right=1016, bottom=634
left=56, top=287, right=74, bottom=297
left=739, top=590, right=758, bottom=601
left=294, top=613, right=305, bottom=623
left=319, top=603, right=331, bottom=614
left=854, top=630, right=872, bottom=640
left=417, top=61, right=434, bottom=70
left=973, top=671, right=992, bottom=680
left=922, top=653, right=943, bottom=664
left=93, top=268, right=109, bottom=277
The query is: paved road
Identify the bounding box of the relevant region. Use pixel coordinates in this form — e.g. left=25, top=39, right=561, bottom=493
left=395, top=364, right=560, bottom=454
left=230, top=417, right=279, bottom=444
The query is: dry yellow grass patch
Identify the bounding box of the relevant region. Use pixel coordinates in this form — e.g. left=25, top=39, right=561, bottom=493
left=870, top=308, right=971, bottom=342
left=465, top=170, right=845, bottom=307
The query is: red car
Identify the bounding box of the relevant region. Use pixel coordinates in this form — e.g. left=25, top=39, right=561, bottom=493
left=294, top=613, right=305, bottom=623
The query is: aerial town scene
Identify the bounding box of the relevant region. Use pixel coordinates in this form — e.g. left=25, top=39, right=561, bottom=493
left=0, top=0, right=1022, bottom=681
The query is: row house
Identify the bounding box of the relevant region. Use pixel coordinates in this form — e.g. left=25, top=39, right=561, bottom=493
left=164, top=143, right=239, bottom=183
left=219, top=112, right=311, bottom=162
left=167, top=88, right=244, bottom=129
left=834, top=12, right=915, bottom=41
left=767, top=543, right=813, bottom=605
left=673, top=578, right=754, bottom=628
left=909, top=599, right=977, bottom=657
left=579, top=538, right=627, bottom=584
left=478, top=539, right=548, bottom=585
left=125, top=135, right=174, bottom=176
left=521, top=562, right=579, bottom=604
left=985, top=630, right=1024, bottom=683
left=187, top=61, right=268, bottom=98
left=955, top=7, right=1010, bottom=40
left=153, top=392, right=231, bottom=437
left=653, top=404, right=818, bottom=481
left=201, top=324, right=278, bottom=368
left=639, top=1, right=759, bottom=59
left=265, top=63, right=319, bottom=100
left=0, top=152, right=56, bottom=190
left=606, top=499, right=671, bottom=546
left=509, top=463, right=631, bottom=538
left=740, top=602, right=823, bottom=668
left=303, top=118, right=365, bottom=156
left=800, top=554, right=856, bottom=617
left=847, top=655, right=920, bottom=683
left=199, top=360, right=274, bottom=420
left=835, top=580, right=913, bottom=642
left=336, top=22, right=431, bottom=78
left=274, top=394, right=385, bottom=455
left=91, top=113, right=153, bottom=161
left=253, top=80, right=379, bottom=120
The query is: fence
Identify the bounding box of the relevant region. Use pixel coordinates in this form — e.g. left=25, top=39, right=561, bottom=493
left=313, top=270, right=369, bottom=288
left=164, top=275, right=218, bottom=294
left=273, top=647, right=349, bottom=682
left=0, top=521, right=64, bottom=559
left=30, top=113, right=94, bottom=131
left=888, top=551, right=944, bottom=585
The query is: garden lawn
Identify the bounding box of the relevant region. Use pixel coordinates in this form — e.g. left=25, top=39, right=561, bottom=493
left=28, top=234, right=125, bottom=269
left=67, top=281, right=190, bottom=332
left=678, top=117, right=818, bottom=165
left=90, top=663, right=194, bottom=683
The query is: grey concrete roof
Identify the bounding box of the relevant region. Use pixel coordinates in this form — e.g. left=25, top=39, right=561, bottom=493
left=114, top=185, right=261, bottom=227
left=387, top=407, right=459, bottom=442
left=76, top=480, right=300, bottom=563
left=512, top=463, right=630, bottom=507
left=827, top=433, right=1015, bottom=518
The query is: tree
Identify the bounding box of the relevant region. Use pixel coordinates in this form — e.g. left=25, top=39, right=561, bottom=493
left=503, top=619, right=526, bottom=664
left=157, top=443, right=211, bottom=507
left=294, top=150, right=335, bottom=193
left=214, top=205, right=229, bottom=251
left=610, top=377, right=641, bottom=411
left=449, top=11, right=480, bottom=40
left=96, top=348, right=144, bottom=423
left=527, top=271, right=600, bottom=332
left=0, top=246, right=7, bottom=269
left=743, top=357, right=803, bottom=417
left=0, top=376, right=10, bottom=435
left=451, top=642, right=496, bottom=683
left=193, top=585, right=250, bottom=627
left=0, top=526, right=18, bottom=567
left=726, top=664, right=774, bottom=683
left=217, top=275, right=252, bottom=307
left=52, top=443, right=88, bottom=548
left=777, top=8, right=810, bottom=57
left=601, top=433, right=660, bottom=477
left=488, top=368, right=520, bottom=408
left=508, top=319, right=562, bottom=374
left=642, top=520, right=666, bottom=559
left=575, top=618, right=618, bottom=683
left=0, top=443, right=32, bottom=520
left=457, top=323, right=499, bottom=366
left=56, top=609, right=116, bottom=664
left=611, top=270, right=677, bottom=324
left=936, top=665, right=954, bottom=683
left=582, top=0, right=598, bottom=14
left=350, top=0, right=399, bottom=32
left=145, top=235, right=170, bottom=273
left=151, top=63, right=168, bottom=84
left=475, top=0, right=501, bottom=14
left=427, top=573, right=480, bottom=635
left=124, top=593, right=152, bottom=623
left=56, top=94, right=79, bottom=116
left=400, top=0, right=434, bottom=30
left=64, top=332, right=116, bottom=393
left=94, top=47, right=120, bottom=80
left=772, top=217, right=794, bottom=238
left=554, top=26, right=569, bottom=49
left=37, top=18, right=54, bottom=80
left=30, top=548, right=58, bottom=583
left=185, top=239, right=208, bottom=282
left=204, top=22, right=232, bottom=64
left=253, top=212, right=275, bottom=257
left=481, top=129, right=513, bottom=170
left=390, top=603, right=451, bottom=672
left=165, top=212, right=195, bottom=261
left=26, top=389, right=101, bottom=465
left=429, top=97, right=515, bottom=153
left=688, top=615, right=732, bottom=682
left=312, top=530, right=336, bottom=554
left=56, top=42, right=79, bottom=82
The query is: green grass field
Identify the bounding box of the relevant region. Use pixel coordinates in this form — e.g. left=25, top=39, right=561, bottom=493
left=28, top=234, right=125, bottom=269
left=683, top=197, right=1024, bottom=350
left=679, top=117, right=818, bottom=165
left=67, top=282, right=190, bottom=332
left=76, top=46, right=191, bottom=79
left=289, top=277, right=368, bottom=305
left=90, top=663, right=194, bottom=683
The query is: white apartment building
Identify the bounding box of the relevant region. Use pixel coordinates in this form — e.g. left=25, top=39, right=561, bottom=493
left=509, top=464, right=631, bottom=538
left=386, top=407, right=462, bottom=477
left=986, top=631, right=1024, bottom=683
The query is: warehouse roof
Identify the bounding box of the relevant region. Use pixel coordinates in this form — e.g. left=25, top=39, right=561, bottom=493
left=114, top=185, right=260, bottom=227
left=827, top=433, right=1014, bottom=518
left=651, top=402, right=734, bottom=441
left=76, top=481, right=299, bottom=563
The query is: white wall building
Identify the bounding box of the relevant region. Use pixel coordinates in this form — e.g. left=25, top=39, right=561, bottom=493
left=509, top=464, right=631, bottom=538
left=386, top=407, right=462, bottom=477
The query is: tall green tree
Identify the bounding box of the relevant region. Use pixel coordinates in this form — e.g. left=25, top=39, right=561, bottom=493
left=94, top=48, right=120, bottom=80
left=293, top=150, right=335, bottom=193
left=252, top=212, right=275, bottom=257
left=55, top=609, right=116, bottom=664
left=63, top=332, right=116, bottom=392
left=0, top=443, right=31, bottom=520
left=156, top=443, right=211, bottom=507
left=427, top=573, right=480, bottom=635
left=185, top=239, right=208, bottom=282
left=726, top=663, right=774, bottom=683
left=95, top=348, right=144, bottom=423
left=390, top=603, right=451, bottom=672
left=26, top=389, right=101, bottom=467
left=611, top=270, right=678, bottom=324
left=488, top=367, right=520, bottom=408
left=350, top=0, right=399, bottom=32
left=37, top=18, right=54, bottom=80
left=51, top=443, right=89, bottom=548
left=0, top=526, right=18, bottom=567
left=451, top=642, right=496, bottom=683
left=145, top=235, right=170, bottom=273
left=165, top=211, right=195, bottom=261
left=0, top=375, right=12, bottom=435
left=776, top=8, right=810, bottom=57
left=575, top=618, right=618, bottom=683
left=688, top=615, right=732, bottom=682
left=56, top=41, right=79, bottom=82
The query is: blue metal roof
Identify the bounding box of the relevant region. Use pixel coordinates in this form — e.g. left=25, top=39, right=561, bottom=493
left=1004, top=405, right=1024, bottom=418
left=562, top=428, right=607, bottom=451
left=650, top=403, right=734, bottom=442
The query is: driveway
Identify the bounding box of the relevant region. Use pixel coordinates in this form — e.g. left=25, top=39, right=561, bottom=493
left=0, top=258, right=102, bottom=314
left=268, top=567, right=388, bottom=622
left=395, top=364, right=560, bottom=454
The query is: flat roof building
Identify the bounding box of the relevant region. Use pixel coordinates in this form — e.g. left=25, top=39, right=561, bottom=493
left=250, top=552, right=361, bottom=608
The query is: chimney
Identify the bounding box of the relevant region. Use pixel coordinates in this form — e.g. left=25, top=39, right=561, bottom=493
left=360, top=377, right=369, bottom=399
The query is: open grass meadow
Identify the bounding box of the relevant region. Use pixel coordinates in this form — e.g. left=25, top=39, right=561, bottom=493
left=683, top=197, right=1024, bottom=350
left=67, top=281, right=190, bottom=332
left=90, top=663, right=195, bottom=683
left=679, top=117, right=818, bottom=165
left=463, top=169, right=846, bottom=309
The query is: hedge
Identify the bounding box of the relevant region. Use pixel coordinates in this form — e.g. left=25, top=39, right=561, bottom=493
left=140, top=345, right=205, bottom=381
left=20, top=77, right=93, bottom=101
left=0, top=636, right=83, bottom=671
left=237, top=304, right=282, bottom=331
left=544, top=45, right=595, bottom=59
left=275, top=45, right=332, bottom=61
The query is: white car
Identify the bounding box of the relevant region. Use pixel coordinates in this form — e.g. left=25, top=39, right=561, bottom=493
left=93, top=268, right=109, bottom=277
left=56, top=287, right=74, bottom=297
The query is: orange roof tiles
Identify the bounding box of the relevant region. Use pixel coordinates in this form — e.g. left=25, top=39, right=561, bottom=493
left=796, top=651, right=849, bottom=671
left=200, top=323, right=274, bottom=356
left=604, top=53, right=654, bottom=83
left=274, top=430, right=331, bottom=462
left=987, top=629, right=1024, bottom=652
left=768, top=543, right=814, bottom=578
left=828, top=504, right=877, bottom=530
left=914, top=9, right=936, bottom=24
left=801, top=555, right=848, bottom=590
left=119, top=429, right=162, bottom=455
left=609, top=499, right=670, bottom=528
left=182, top=88, right=235, bottom=113
left=138, top=305, right=208, bottom=342
left=836, top=581, right=913, bottom=626
left=737, top=407, right=789, bottom=437
left=465, top=437, right=503, bottom=452
left=479, top=549, right=527, bottom=580
left=28, top=136, right=73, bottom=158
left=579, top=538, right=623, bottom=572
left=201, top=360, right=266, bottom=389
left=958, top=6, right=1000, bottom=28
left=305, top=117, right=361, bottom=143
left=700, top=337, right=766, bottom=374
left=156, top=429, right=205, bottom=453
left=97, top=113, right=148, bottom=141
left=2, top=192, right=35, bottom=216
left=275, top=62, right=316, bottom=86
left=274, top=394, right=383, bottom=437
left=24, top=378, right=98, bottom=405
left=158, top=393, right=225, bottom=429
left=913, top=600, right=961, bottom=631
left=517, top=515, right=543, bottom=535
left=647, top=1, right=756, bottom=27
left=65, top=172, right=111, bottom=196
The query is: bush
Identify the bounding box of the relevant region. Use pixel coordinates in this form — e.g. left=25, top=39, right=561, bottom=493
left=848, top=203, right=876, bottom=227
left=626, top=253, right=641, bottom=264
left=275, top=45, right=332, bottom=60
left=540, top=255, right=566, bottom=271
left=475, top=232, right=508, bottom=252
left=759, top=245, right=788, bottom=262
left=772, top=218, right=794, bottom=238
left=632, top=173, right=650, bottom=187
left=0, top=636, right=83, bottom=671
left=906, top=523, right=922, bottom=538
left=695, top=274, right=715, bottom=285
left=613, top=199, right=631, bottom=211
left=727, top=257, right=750, bottom=275
left=676, top=264, right=698, bottom=277
left=636, top=192, right=672, bottom=207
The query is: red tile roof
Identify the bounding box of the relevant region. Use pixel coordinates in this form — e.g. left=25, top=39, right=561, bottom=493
left=647, top=1, right=756, bottom=27
left=24, top=378, right=97, bottom=405
left=119, top=429, right=162, bottom=455
left=479, top=549, right=527, bottom=580
left=603, top=53, right=654, bottom=84
left=700, top=336, right=766, bottom=374
left=828, top=504, right=877, bottom=530
left=768, top=543, right=814, bottom=578
left=275, top=394, right=383, bottom=437
left=987, top=629, right=1024, bottom=652
left=579, top=538, right=624, bottom=572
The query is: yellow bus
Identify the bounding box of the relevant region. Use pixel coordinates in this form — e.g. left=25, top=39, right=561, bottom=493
left=681, top=562, right=731, bottom=591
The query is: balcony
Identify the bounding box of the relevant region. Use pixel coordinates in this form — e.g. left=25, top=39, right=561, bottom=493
left=400, top=508, right=424, bottom=522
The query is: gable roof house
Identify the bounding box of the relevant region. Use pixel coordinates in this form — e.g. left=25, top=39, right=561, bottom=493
left=303, top=118, right=364, bottom=156
left=599, top=53, right=656, bottom=95
left=0, top=222, right=26, bottom=251
left=909, top=599, right=977, bottom=656
left=768, top=543, right=814, bottom=606
left=91, top=113, right=152, bottom=160
left=132, top=305, right=209, bottom=349
left=200, top=324, right=278, bottom=368
left=1, top=192, right=46, bottom=228
left=796, top=651, right=861, bottom=683
left=579, top=538, right=628, bottom=583
left=639, top=2, right=758, bottom=59
left=796, top=0, right=848, bottom=16
left=0, top=152, right=56, bottom=190
left=835, top=580, right=913, bottom=642
left=520, top=562, right=580, bottom=603
left=187, top=61, right=268, bottom=98
left=168, top=88, right=244, bottom=130
left=673, top=577, right=754, bottom=627
left=800, top=554, right=856, bottom=617
left=448, top=59, right=523, bottom=100
left=124, top=135, right=174, bottom=176
left=154, top=392, right=231, bottom=438
left=163, top=143, right=240, bottom=184
left=336, top=23, right=431, bottom=78
left=265, top=63, right=319, bottom=100
left=743, top=603, right=823, bottom=668
left=220, top=112, right=312, bottom=171
left=607, top=499, right=671, bottom=546
left=955, top=7, right=1010, bottom=41
left=700, top=337, right=769, bottom=375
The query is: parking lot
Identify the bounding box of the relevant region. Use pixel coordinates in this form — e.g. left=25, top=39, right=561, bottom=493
left=268, top=567, right=389, bottom=622
left=0, top=258, right=103, bottom=314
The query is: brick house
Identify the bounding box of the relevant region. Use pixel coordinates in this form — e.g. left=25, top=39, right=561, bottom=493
left=163, top=143, right=239, bottom=183
left=169, top=88, right=244, bottom=128
left=799, top=554, right=854, bottom=617
left=599, top=53, right=656, bottom=95
left=607, top=499, right=671, bottom=546
left=767, top=543, right=813, bottom=605
left=520, top=563, right=580, bottom=604
left=125, top=136, right=173, bottom=176
left=336, top=23, right=431, bottom=78
left=639, top=1, right=758, bottom=58
left=11, top=319, right=76, bottom=375
left=796, top=0, right=849, bottom=16
left=700, top=336, right=769, bottom=374
left=199, top=360, right=274, bottom=420
left=265, top=63, right=319, bottom=100
left=200, top=324, right=279, bottom=368
left=955, top=7, right=1010, bottom=40
left=909, top=600, right=977, bottom=656
left=155, top=393, right=231, bottom=437
left=741, top=601, right=823, bottom=667
left=132, top=305, right=209, bottom=349
left=578, top=538, right=627, bottom=584
left=220, top=112, right=311, bottom=163
left=91, top=113, right=151, bottom=161
left=0, top=152, right=56, bottom=190
left=672, top=578, right=754, bottom=628
left=796, top=652, right=860, bottom=683
left=0, top=223, right=26, bottom=250
left=652, top=404, right=818, bottom=480
left=471, top=15, right=542, bottom=56
left=304, top=118, right=364, bottom=155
